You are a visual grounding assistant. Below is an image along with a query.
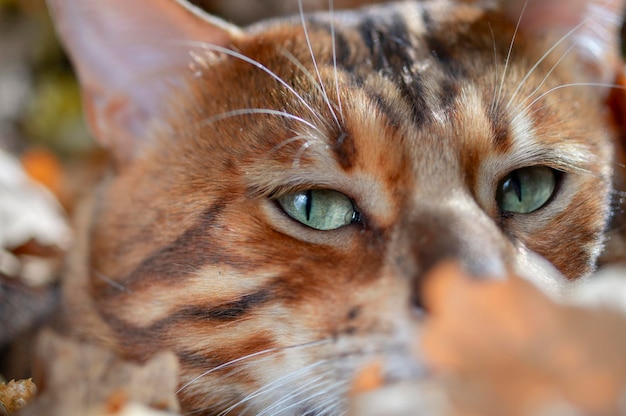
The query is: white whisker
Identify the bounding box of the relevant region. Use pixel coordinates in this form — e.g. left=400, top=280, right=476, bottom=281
left=329, top=0, right=345, bottom=125
left=172, top=40, right=325, bottom=127
left=236, top=368, right=330, bottom=416
left=261, top=376, right=348, bottom=416
left=488, top=22, right=499, bottom=116
left=177, top=348, right=278, bottom=395
left=279, top=47, right=327, bottom=97
left=218, top=360, right=329, bottom=416
left=494, top=0, right=527, bottom=111
left=510, top=43, right=577, bottom=113
left=257, top=374, right=328, bottom=415
left=93, top=269, right=131, bottom=293
left=257, top=375, right=334, bottom=416
left=293, top=140, right=318, bottom=168
left=505, top=19, right=589, bottom=111
left=272, top=134, right=325, bottom=153
left=304, top=379, right=350, bottom=416
left=588, top=17, right=611, bottom=40
left=508, top=0, right=622, bottom=112
left=512, top=82, right=626, bottom=125
left=298, top=0, right=342, bottom=129
left=177, top=338, right=332, bottom=395
left=196, top=108, right=322, bottom=134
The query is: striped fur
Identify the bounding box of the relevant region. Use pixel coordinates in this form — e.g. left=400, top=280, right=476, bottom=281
left=52, top=0, right=623, bottom=414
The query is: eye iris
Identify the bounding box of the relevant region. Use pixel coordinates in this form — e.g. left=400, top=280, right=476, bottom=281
left=278, top=189, right=360, bottom=230
left=497, top=166, right=557, bottom=214
left=502, top=171, right=522, bottom=202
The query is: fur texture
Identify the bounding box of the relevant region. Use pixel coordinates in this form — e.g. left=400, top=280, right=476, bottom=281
left=48, top=0, right=624, bottom=414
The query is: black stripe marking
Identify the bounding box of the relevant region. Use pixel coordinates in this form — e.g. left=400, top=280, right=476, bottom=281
left=96, top=203, right=246, bottom=298
left=358, top=17, right=387, bottom=72
left=182, top=288, right=272, bottom=322
left=306, top=18, right=353, bottom=70
left=332, top=29, right=353, bottom=69
left=357, top=11, right=432, bottom=126
left=422, top=9, right=467, bottom=79
left=333, top=131, right=357, bottom=170
left=98, top=287, right=273, bottom=347
left=364, top=89, right=406, bottom=130
left=438, top=78, right=460, bottom=115
left=177, top=349, right=221, bottom=371
left=488, top=106, right=512, bottom=151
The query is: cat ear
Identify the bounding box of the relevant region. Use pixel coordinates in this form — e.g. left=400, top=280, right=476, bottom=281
left=46, top=0, right=242, bottom=165
left=504, top=0, right=625, bottom=85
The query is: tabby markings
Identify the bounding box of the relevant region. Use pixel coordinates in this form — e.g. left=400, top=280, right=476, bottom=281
left=357, top=12, right=433, bottom=126
left=332, top=131, right=357, bottom=170
left=182, top=288, right=273, bottom=322
left=95, top=203, right=248, bottom=299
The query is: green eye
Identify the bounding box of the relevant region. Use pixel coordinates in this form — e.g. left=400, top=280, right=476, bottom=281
left=277, top=189, right=361, bottom=230
left=496, top=166, right=557, bottom=214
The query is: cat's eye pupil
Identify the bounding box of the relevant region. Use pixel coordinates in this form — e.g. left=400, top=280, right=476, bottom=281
left=497, top=166, right=557, bottom=214
left=305, top=190, right=312, bottom=221
left=277, top=189, right=361, bottom=231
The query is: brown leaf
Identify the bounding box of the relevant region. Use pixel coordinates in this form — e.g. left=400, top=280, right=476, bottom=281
left=21, top=330, right=180, bottom=416
left=0, top=379, right=37, bottom=414
left=0, top=149, right=70, bottom=255
left=421, top=262, right=626, bottom=416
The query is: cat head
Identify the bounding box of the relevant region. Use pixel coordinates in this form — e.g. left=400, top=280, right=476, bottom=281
left=49, top=0, right=625, bottom=413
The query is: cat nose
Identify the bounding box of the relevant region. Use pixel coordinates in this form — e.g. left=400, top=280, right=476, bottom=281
left=413, top=216, right=506, bottom=277
left=398, top=208, right=509, bottom=309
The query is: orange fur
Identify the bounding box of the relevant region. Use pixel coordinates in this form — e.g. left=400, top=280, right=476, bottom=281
left=48, top=0, right=624, bottom=413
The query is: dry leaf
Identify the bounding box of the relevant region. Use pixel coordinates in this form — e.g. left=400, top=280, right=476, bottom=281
left=0, top=379, right=36, bottom=414
left=0, top=149, right=70, bottom=255
left=19, top=149, right=63, bottom=203
left=421, top=262, right=626, bottom=416
left=0, top=149, right=70, bottom=348
left=21, top=330, right=180, bottom=416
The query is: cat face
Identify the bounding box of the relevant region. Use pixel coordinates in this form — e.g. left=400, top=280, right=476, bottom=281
left=49, top=0, right=624, bottom=413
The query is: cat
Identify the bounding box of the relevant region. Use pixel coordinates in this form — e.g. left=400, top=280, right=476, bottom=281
left=46, top=0, right=625, bottom=414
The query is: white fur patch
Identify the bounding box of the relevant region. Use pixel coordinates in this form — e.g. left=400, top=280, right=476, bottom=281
left=568, top=267, right=626, bottom=315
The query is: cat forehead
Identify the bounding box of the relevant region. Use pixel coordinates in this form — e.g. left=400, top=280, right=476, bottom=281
left=256, top=0, right=489, bottom=34
left=204, top=0, right=507, bottom=138
left=247, top=0, right=497, bottom=62
left=181, top=0, right=609, bottom=200
left=228, top=10, right=581, bottom=143
left=50, top=0, right=622, bottom=165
